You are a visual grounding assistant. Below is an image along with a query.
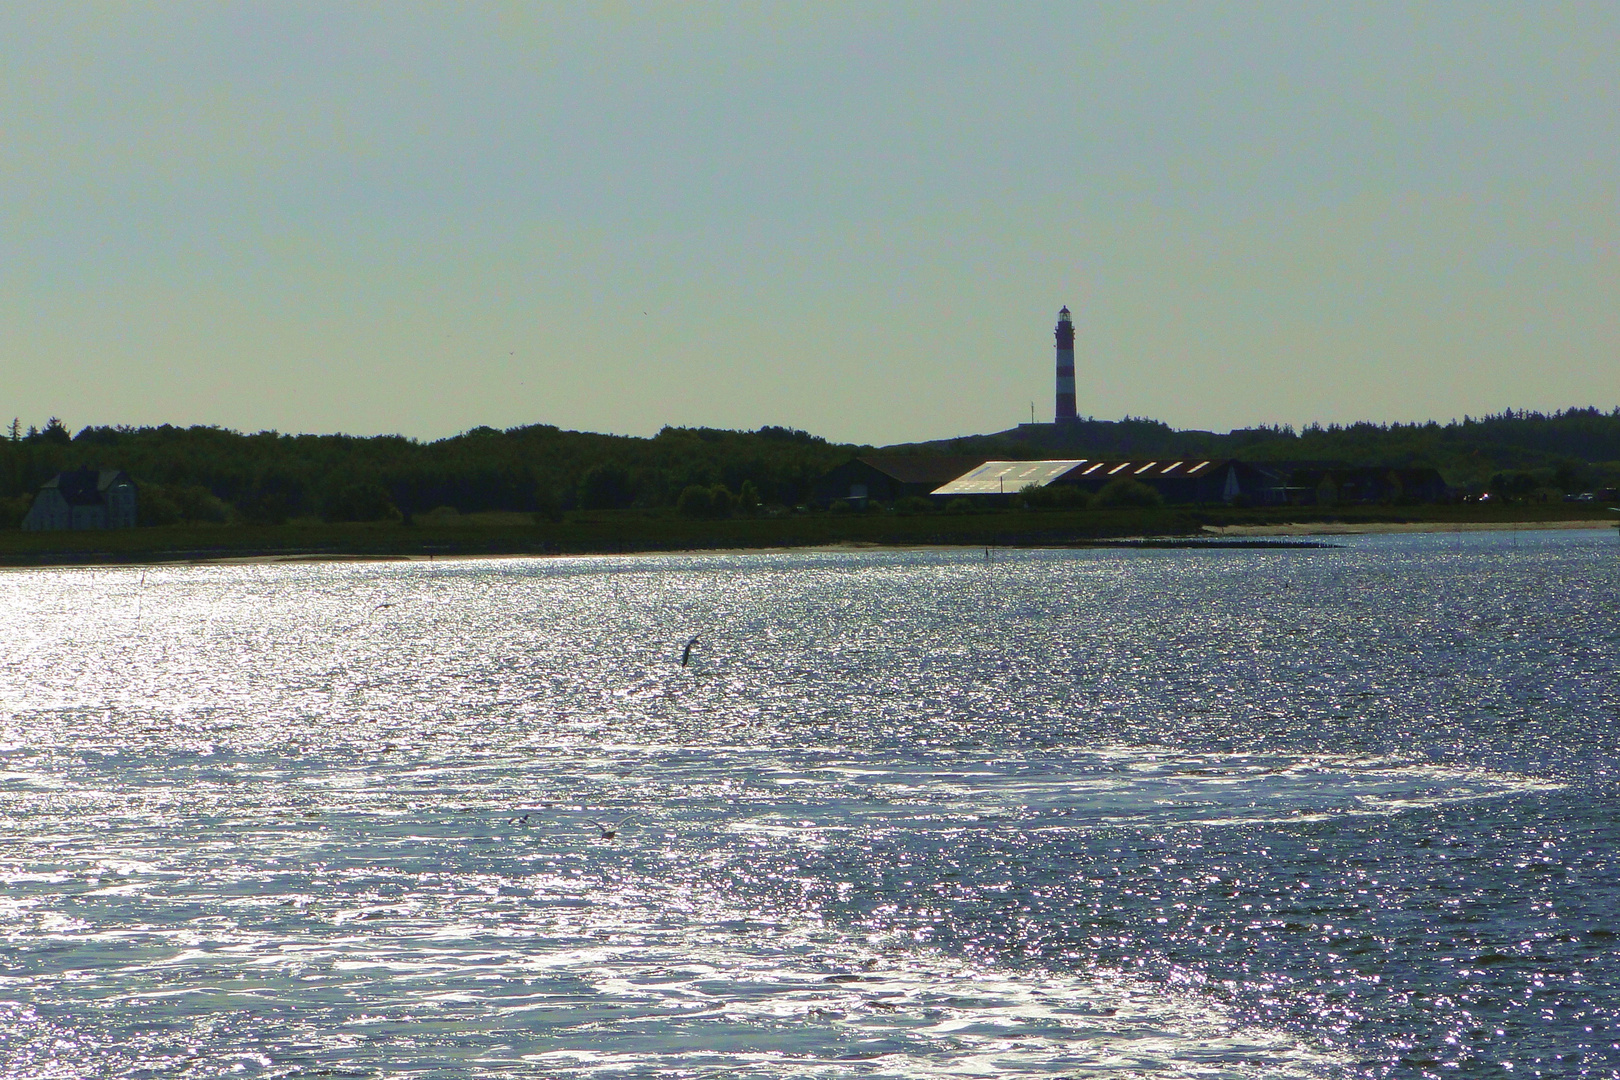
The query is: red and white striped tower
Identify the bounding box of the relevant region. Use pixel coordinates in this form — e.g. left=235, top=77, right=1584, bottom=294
left=1054, top=305, right=1077, bottom=423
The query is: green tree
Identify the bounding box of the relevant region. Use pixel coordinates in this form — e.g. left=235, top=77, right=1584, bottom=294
left=1094, top=477, right=1163, bottom=508
left=677, top=484, right=712, bottom=517
left=677, top=484, right=737, bottom=518
left=707, top=484, right=737, bottom=518
left=533, top=484, right=564, bottom=523
left=1019, top=483, right=1089, bottom=510
left=1552, top=460, right=1584, bottom=493
left=0, top=493, right=32, bottom=527
left=239, top=491, right=291, bottom=526
left=137, top=485, right=182, bottom=526
left=171, top=484, right=231, bottom=522
left=320, top=482, right=399, bottom=523
left=1488, top=472, right=1538, bottom=502
left=578, top=464, right=634, bottom=510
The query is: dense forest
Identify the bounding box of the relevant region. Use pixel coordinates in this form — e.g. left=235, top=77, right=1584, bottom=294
left=3, top=406, right=1619, bottom=526
left=0, top=420, right=857, bottom=527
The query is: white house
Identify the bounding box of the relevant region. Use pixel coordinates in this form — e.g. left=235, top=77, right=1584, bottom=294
left=21, top=469, right=138, bottom=531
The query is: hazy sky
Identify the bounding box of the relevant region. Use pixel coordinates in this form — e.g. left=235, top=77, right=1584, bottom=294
left=2, top=3, right=1616, bottom=445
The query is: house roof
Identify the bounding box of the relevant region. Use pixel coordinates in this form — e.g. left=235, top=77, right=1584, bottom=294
left=933, top=460, right=1088, bottom=495
left=931, top=458, right=1287, bottom=496
left=852, top=455, right=988, bottom=485
left=1066, top=458, right=1228, bottom=480
left=42, top=469, right=132, bottom=506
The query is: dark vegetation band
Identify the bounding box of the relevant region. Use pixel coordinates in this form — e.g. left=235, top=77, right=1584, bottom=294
left=2, top=408, right=1618, bottom=527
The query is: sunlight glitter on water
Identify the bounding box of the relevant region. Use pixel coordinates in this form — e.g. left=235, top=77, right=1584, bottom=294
left=3, top=536, right=1619, bottom=1076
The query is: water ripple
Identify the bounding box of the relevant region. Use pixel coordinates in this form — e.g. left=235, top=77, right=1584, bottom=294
left=2, top=535, right=1618, bottom=1076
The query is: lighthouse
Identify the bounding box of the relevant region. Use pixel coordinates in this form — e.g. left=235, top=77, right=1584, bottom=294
left=1054, top=306, right=1077, bottom=423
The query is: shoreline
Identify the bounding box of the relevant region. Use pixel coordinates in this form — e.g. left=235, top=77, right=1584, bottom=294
left=1202, top=518, right=1615, bottom=536
left=2, top=519, right=1609, bottom=570
left=1, top=509, right=1611, bottom=571
left=1, top=537, right=1337, bottom=570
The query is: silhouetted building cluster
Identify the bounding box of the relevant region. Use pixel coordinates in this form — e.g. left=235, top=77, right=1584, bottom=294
left=812, top=456, right=987, bottom=506
left=814, top=456, right=1449, bottom=508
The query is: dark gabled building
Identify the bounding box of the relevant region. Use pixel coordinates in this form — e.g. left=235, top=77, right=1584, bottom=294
left=813, top=455, right=987, bottom=506
left=1059, top=458, right=1288, bottom=505
left=21, top=469, right=139, bottom=531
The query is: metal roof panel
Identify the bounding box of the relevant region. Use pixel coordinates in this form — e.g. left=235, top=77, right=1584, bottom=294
left=932, top=460, right=1088, bottom=496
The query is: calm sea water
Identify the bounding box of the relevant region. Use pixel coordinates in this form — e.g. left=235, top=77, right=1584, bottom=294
left=2, top=530, right=1618, bottom=1079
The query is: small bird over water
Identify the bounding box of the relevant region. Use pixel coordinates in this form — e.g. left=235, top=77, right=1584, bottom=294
left=681, top=636, right=700, bottom=667
left=588, top=817, right=632, bottom=840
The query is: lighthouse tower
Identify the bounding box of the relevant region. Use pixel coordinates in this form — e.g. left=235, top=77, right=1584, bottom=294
left=1054, top=306, right=1077, bottom=423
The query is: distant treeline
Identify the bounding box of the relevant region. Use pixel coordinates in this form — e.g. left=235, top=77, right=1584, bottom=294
left=3, top=406, right=1619, bottom=527
left=916, top=407, right=1620, bottom=491
left=0, top=420, right=858, bottom=525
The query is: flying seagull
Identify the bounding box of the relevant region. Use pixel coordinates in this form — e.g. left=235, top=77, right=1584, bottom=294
left=681, top=636, right=700, bottom=667
left=588, top=817, right=632, bottom=840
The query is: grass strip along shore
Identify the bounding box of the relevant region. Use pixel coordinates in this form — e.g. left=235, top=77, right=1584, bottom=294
left=0, top=503, right=1610, bottom=566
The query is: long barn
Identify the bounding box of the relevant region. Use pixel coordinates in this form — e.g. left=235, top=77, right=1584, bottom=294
left=933, top=459, right=1287, bottom=505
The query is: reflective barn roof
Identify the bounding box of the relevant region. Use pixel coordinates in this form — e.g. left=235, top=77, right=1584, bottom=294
left=932, top=459, right=1232, bottom=496
left=1074, top=459, right=1219, bottom=478
left=932, top=460, right=1088, bottom=496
